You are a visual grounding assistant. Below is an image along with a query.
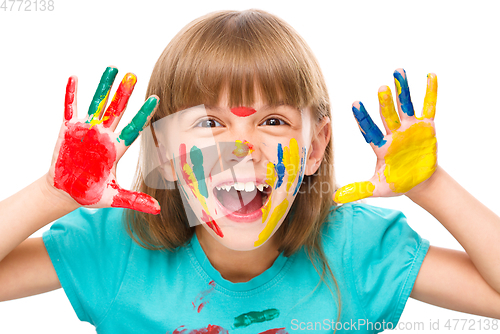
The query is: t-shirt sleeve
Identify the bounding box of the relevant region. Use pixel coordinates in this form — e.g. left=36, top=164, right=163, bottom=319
left=347, top=203, right=429, bottom=328
left=42, top=207, right=132, bottom=326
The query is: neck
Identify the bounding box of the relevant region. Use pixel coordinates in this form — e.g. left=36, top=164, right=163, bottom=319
left=195, top=226, right=281, bottom=283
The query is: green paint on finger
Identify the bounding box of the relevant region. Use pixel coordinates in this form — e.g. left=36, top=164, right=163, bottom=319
left=233, top=308, right=280, bottom=328
left=119, top=96, right=158, bottom=146
left=87, top=67, right=118, bottom=120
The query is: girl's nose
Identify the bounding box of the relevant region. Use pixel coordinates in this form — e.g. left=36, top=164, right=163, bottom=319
left=217, top=139, right=261, bottom=170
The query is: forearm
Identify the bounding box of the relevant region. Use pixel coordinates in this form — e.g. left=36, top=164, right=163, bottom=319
left=407, top=166, right=500, bottom=293
left=0, top=175, right=79, bottom=262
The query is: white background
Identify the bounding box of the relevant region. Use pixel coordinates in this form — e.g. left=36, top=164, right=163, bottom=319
left=1, top=0, right=499, bottom=333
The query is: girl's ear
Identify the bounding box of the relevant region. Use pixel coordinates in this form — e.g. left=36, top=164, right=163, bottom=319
left=304, top=116, right=331, bottom=176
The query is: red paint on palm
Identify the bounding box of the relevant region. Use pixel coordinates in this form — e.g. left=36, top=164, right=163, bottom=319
left=54, top=122, right=115, bottom=205
left=109, top=180, right=160, bottom=214
left=65, top=77, right=76, bottom=120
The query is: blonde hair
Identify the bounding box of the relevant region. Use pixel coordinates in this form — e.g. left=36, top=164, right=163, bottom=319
left=125, top=8, right=340, bottom=323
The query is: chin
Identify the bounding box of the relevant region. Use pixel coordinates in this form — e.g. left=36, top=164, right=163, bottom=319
left=201, top=220, right=280, bottom=251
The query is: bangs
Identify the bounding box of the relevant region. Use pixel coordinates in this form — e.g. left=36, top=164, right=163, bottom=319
left=147, top=9, right=324, bottom=118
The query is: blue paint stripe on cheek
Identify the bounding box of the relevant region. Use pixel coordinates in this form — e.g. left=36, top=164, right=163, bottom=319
left=352, top=102, right=386, bottom=148
left=293, top=147, right=307, bottom=196
left=275, top=143, right=286, bottom=189
left=393, top=70, right=415, bottom=117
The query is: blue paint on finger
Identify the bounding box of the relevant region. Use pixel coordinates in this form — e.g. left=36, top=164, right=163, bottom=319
left=393, top=70, right=415, bottom=116
left=352, top=102, right=386, bottom=147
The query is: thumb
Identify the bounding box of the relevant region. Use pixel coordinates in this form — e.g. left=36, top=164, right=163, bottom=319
left=333, top=181, right=375, bottom=204
left=110, top=182, right=161, bottom=214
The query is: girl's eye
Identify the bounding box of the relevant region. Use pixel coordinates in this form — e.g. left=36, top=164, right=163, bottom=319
left=261, top=118, right=287, bottom=126
left=196, top=119, right=223, bottom=128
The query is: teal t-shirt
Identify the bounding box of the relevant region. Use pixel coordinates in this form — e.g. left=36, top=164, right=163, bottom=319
left=42, top=203, right=429, bottom=333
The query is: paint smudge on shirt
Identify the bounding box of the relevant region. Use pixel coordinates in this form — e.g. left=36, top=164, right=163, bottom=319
left=191, top=280, right=216, bottom=313
left=233, top=308, right=280, bottom=328
left=259, top=328, right=289, bottom=334
left=172, top=324, right=229, bottom=334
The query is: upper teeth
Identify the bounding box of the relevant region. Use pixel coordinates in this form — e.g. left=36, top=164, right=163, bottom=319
left=216, top=182, right=270, bottom=192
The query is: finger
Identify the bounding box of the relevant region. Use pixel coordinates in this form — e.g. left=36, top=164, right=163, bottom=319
left=333, top=181, right=375, bottom=204
left=118, top=96, right=159, bottom=147
left=110, top=182, right=161, bottom=214
left=393, top=68, right=415, bottom=119
left=86, top=66, right=118, bottom=126
left=378, top=86, right=401, bottom=133
left=352, top=101, right=387, bottom=148
left=64, top=76, right=77, bottom=121
left=422, top=73, right=438, bottom=120
left=102, top=73, right=137, bottom=130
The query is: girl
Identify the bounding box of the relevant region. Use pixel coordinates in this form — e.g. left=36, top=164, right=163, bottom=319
left=1, top=8, right=500, bottom=334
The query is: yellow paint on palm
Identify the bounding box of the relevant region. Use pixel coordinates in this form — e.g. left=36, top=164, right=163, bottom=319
left=88, top=89, right=110, bottom=129
left=384, top=122, right=437, bottom=193
left=422, top=73, right=438, bottom=119
left=378, top=89, right=400, bottom=131
left=284, top=138, right=300, bottom=192
left=182, top=163, right=210, bottom=214
left=334, top=181, right=375, bottom=204
left=255, top=198, right=289, bottom=247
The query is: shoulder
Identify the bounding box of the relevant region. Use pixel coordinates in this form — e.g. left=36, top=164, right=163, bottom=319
left=322, top=202, right=407, bottom=234
left=44, top=207, right=130, bottom=250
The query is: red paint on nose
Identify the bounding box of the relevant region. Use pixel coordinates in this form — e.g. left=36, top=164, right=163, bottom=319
left=230, top=106, right=257, bottom=117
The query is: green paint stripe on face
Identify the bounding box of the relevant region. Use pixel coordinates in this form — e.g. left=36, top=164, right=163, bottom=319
left=119, top=96, right=158, bottom=146
left=190, top=146, right=208, bottom=198
left=88, top=67, right=118, bottom=118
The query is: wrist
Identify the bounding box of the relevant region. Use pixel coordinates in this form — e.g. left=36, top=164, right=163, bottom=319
left=39, top=174, right=80, bottom=213
left=405, top=165, right=444, bottom=203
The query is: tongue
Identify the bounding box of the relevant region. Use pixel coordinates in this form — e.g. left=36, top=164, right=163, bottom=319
left=221, top=188, right=263, bottom=214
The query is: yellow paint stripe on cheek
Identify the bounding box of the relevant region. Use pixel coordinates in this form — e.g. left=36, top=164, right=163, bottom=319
left=183, top=163, right=210, bottom=213
left=286, top=138, right=300, bottom=192
left=334, top=181, right=375, bottom=204
left=254, top=198, right=289, bottom=247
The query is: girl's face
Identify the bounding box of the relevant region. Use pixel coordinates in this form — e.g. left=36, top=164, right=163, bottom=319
left=158, top=93, right=320, bottom=251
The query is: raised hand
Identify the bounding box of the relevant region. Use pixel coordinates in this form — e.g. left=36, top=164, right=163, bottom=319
left=47, top=66, right=161, bottom=214
left=334, top=68, right=438, bottom=204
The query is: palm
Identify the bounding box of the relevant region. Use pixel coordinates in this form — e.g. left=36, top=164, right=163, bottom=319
left=47, top=67, right=161, bottom=214
left=334, top=69, right=438, bottom=204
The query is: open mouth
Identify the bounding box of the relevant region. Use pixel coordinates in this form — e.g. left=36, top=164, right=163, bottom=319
left=213, top=181, right=272, bottom=216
